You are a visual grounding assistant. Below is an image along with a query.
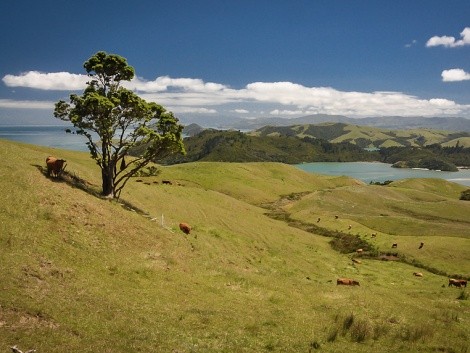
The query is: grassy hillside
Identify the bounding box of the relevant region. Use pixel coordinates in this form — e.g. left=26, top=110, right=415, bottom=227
left=1, top=139, right=469, bottom=353
left=253, top=123, right=470, bottom=148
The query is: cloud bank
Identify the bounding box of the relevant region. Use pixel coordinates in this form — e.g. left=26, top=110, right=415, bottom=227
left=2, top=71, right=470, bottom=118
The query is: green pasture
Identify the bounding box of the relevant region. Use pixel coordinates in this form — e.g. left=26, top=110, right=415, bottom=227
left=442, top=136, right=470, bottom=148
left=0, top=139, right=469, bottom=353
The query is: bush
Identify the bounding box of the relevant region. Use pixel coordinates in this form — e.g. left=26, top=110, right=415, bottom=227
left=460, top=189, right=470, bottom=201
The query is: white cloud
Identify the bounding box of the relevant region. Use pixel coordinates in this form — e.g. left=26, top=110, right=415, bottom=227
left=170, top=107, right=217, bottom=114
left=2, top=72, right=470, bottom=118
left=270, top=109, right=304, bottom=116
left=0, top=99, right=54, bottom=109
left=2, top=71, right=88, bottom=90
left=127, top=75, right=227, bottom=93
left=441, top=68, right=470, bottom=82
left=426, top=27, right=470, bottom=48
left=231, top=109, right=249, bottom=114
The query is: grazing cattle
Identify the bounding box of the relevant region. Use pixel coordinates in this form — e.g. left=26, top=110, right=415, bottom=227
left=352, top=258, right=362, bottom=264
left=337, top=278, right=360, bottom=286
left=317, top=217, right=321, bottom=223
left=335, top=215, right=339, bottom=219
left=449, top=279, right=467, bottom=288
left=348, top=225, right=352, bottom=230
left=371, top=233, right=377, bottom=238
left=392, top=243, right=398, bottom=248
left=356, top=248, right=363, bottom=254
left=413, top=272, right=423, bottom=277
left=45, top=156, right=66, bottom=177
left=179, top=222, right=191, bottom=235
left=162, top=180, right=172, bottom=185
left=418, top=242, right=424, bottom=249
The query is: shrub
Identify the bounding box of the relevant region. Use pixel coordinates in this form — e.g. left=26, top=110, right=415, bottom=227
left=460, top=189, right=470, bottom=201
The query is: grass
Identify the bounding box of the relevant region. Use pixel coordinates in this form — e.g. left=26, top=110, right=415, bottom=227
left=0, top=139, right=469, bottom=353
left=285, top=178, right=470, bottom=277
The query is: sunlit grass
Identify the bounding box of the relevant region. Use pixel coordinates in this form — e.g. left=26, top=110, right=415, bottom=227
left=0, top=139, right=469, bottom=353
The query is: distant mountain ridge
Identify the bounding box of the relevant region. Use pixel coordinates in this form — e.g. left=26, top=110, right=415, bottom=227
left=184, top=114, right=470, bottom=132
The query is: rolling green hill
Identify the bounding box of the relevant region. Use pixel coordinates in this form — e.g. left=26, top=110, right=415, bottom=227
left=160, top=128, right=377, bottom=164
left=1, top=139, right=469, bottom=353
left=171, top=124, right=470, bottom=169
left=252, top=123, right=470, bottom=148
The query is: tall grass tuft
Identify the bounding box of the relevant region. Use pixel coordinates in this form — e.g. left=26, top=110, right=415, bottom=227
left=326, top=328, right=338, bottom=343
left=350, top=319, right=372, bottom=342
left=398, top=324, right=434, bottom=342
left=342, top=313, right=355, bottom=333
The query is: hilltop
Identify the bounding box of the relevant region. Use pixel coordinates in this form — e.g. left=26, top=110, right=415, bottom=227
left=0, top=139, right=469, bottom=353
left=251, top=123, right=470, bottom=148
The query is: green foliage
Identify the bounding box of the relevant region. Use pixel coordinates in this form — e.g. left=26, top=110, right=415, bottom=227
left=381, top=145, right=468, bottom=170
left=369, top=180, right=393, bottom=185
left=158, top=128, right=378, bottom=164
left=54, top=51, right=184, bottom=198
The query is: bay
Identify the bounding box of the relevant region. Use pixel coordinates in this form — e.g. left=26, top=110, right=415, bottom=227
left=296, top=162, right=470, bottom=187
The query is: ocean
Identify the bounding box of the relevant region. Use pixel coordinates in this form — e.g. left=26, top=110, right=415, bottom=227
left=1, top=125, right=469, bottom=187
left=0, top=125, right=91, bottom=152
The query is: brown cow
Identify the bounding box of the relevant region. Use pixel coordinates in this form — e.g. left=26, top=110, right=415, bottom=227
left=418, top=242, right=424, bottom=249
left=413, top=272, right=423, bottom=277
left=337, top=278, right=360, bottom=286
left=179, top=222, right=191, bottom=235
left=449, top=279, right=467, bottom=288
left=391, top=243, right=398, bottom=248
left=46, top=156, right=66, bottom=177
left=356, top=248, right=363, bottom=254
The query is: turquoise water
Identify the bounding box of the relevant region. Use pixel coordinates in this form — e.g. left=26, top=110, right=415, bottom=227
left=296, top=162, right=470, bottom=187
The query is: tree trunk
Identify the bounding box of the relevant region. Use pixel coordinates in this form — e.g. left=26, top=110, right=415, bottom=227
left=101, top=165, right=115, bottom=198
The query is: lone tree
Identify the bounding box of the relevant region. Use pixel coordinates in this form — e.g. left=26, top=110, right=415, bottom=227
left=54, top=51, right=185, bottom=198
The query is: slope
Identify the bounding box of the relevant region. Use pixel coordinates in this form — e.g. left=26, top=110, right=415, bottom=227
left=0, top=139, right=469, bottom=353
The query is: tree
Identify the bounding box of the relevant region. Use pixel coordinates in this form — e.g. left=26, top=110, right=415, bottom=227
left=54, top=51, right=185, bottom=198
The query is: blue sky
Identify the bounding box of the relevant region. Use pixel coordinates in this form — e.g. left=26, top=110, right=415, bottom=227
left=0, top=0, right=469, bottom=125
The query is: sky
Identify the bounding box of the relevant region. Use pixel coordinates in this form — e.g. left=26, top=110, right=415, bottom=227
left=0, top=0, right=469, bottom=126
